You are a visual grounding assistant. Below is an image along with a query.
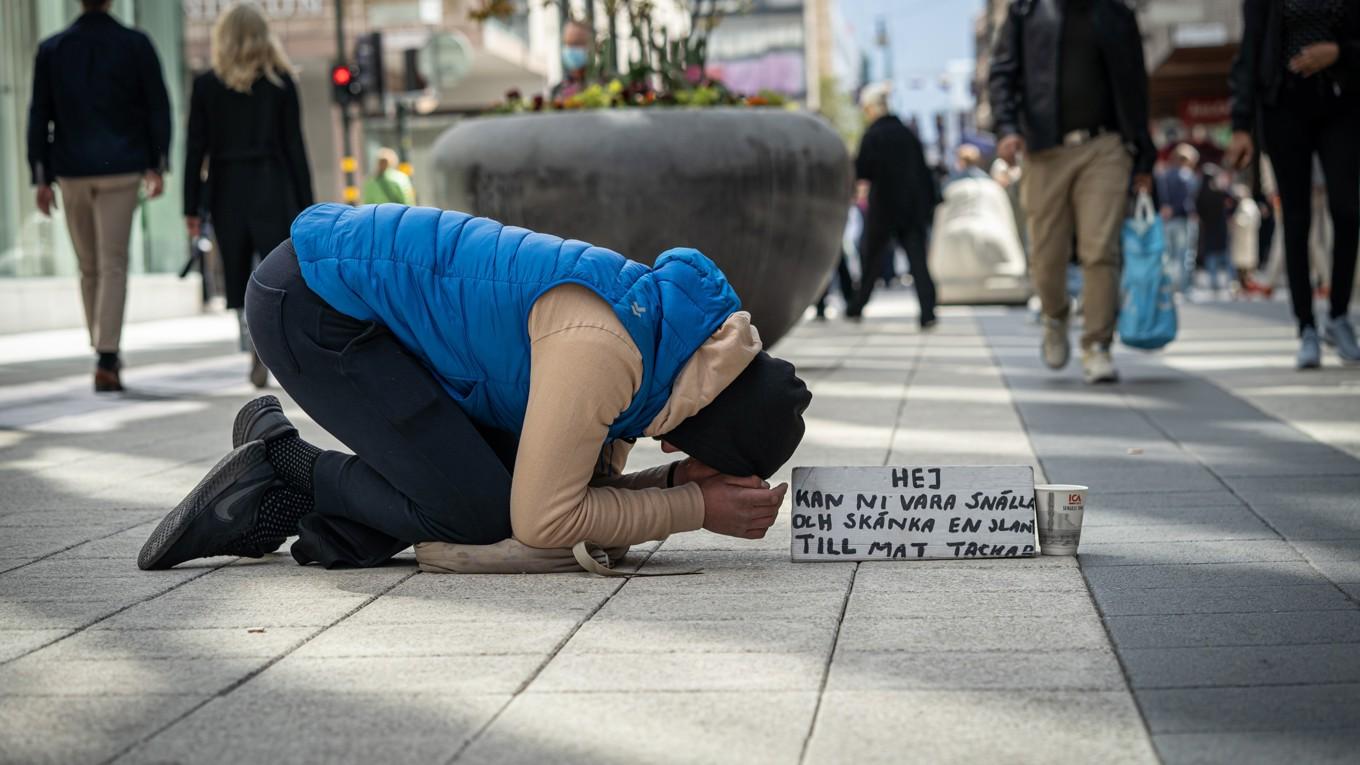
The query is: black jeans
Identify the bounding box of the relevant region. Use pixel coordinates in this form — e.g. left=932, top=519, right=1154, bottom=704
left=244, top=241, right=516, bottom=567
left=850, top=212, right=936, bottom=325
left=1262, top=77, right=1360, bottom=331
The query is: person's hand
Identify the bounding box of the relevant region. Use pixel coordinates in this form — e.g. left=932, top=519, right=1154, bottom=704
left=1132, top=174, right=1153, bottom=195
left=35, top=185, right=56, bottom=217
left=854, top=180, right=870, bottom=206
left=1160, top=204, right=1173, bottom=220
left=997, top=134, right=1025, bottom=165
left=672, top=457, right=719, bottom=486
left=185, top=215, right=201, bottom=239
left=1224, top=130, right=1254, bottom=170
left=143, top=171, right=164, bottom=199
left=1290, top=42, right=1339, bottom=77
left=699, top=474, right=788, bottom=539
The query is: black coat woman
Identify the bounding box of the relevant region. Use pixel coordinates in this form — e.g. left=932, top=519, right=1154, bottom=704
left=1227, top=0, right=1360, bottom=369
left=184, top=2, right=313, bottom=386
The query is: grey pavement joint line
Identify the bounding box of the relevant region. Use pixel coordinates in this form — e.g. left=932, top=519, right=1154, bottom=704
left=977, top=316, right=1160, bottom=751
left=797, top=563, right=859, bottom=764
left=1117, top=381, right=1360, bottom=610
left=883, top=322, right=929, bottom=469
left=800, top=321, right=928, bottom=764
left=0, top=531, right=236, bottom=667
left=445, top=545, right=662, bottom=764
left=99, top=568, right=420, bottom=765
left=0, top=517, right=156, bottom=584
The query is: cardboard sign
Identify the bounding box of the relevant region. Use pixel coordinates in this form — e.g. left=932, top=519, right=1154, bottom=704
left=790, top=466, right=1039, bottom=562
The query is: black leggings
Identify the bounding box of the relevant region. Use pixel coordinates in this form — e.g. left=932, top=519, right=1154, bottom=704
left=1262, top=78, right=1360, bottom=331
left=245, top=241, right=516, bottom=567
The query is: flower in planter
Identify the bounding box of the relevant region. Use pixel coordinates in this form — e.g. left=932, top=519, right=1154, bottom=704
left=477, top=0, right=793, bottom=114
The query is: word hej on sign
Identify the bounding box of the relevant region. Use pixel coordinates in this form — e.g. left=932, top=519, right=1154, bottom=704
left=790, top=466, right=1039, bottom=562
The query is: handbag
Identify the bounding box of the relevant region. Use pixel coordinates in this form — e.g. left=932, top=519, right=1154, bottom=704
left=1118, top=192, right=1178, bottom=350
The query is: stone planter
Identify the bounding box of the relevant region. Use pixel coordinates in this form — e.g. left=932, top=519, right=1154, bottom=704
left=432, top=108, right=851, bottom=345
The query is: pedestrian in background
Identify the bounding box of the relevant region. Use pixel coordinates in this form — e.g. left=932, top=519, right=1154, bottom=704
left=1195, top=165, right=1236, bottom=296
left=1157, top=144, right=1201, bottom=293
left=947, top=144, right=991, bottom=186
left=847, top=82, right=938, bottom=328
left=1227, top=0, right=1360, bottom=368
left=184, top=1, right=314, bottom=388
left=551, top=20, right=594, bottom=102
left=1230, top=182, right=1263, bottom=294
left=361, top=148, right=415, bottom=205
left=26, top=0, right=171, bottom=393
left=989, top=0, right=1155, bottom=384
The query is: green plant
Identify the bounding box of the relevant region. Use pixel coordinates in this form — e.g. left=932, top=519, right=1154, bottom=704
left=477, top=0, right=780, bottom=112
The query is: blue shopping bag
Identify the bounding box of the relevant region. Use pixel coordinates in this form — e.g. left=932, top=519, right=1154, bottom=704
left=1118, top=193, right=1177, bottom=350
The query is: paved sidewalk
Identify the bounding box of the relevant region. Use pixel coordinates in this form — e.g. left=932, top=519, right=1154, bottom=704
left=1, top=296, right=1357, bottom=764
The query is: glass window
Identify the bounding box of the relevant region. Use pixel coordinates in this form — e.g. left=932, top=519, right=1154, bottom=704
left=0, top=0, right=187, bottom=279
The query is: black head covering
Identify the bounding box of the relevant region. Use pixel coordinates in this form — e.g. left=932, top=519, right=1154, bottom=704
left=661, top=351, right=812, bottom=479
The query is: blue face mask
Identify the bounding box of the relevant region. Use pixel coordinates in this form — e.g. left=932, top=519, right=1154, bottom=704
left=562, top=46, right=589, bottom=72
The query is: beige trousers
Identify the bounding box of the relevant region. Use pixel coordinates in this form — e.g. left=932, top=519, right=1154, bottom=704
left=1021, top=133, right=1133, bottom=349
left=58, top=173, right=141, bottom=353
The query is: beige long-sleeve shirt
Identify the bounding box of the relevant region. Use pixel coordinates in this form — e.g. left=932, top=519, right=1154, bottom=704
left=510, top=284, right=761, bottom=549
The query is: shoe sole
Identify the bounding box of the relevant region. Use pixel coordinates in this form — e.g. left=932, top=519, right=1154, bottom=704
left=231, top=395, right=295, bottom=448
left=137, top=441, right=271, bottom=571
left=1321, top=331, right=1360, bottom=363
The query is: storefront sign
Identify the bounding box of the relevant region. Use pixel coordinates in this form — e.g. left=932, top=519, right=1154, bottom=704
left=1179, top=97, right=1231, bottom=126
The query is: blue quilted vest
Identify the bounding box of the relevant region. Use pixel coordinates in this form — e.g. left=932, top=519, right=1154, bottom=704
left=289, top=203, right=741, bottom=439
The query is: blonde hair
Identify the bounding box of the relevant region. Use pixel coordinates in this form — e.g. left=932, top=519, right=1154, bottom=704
left=956, top=144, right=983, bottom=169
left=1172, top=143, right=1200, bottom=166
left=211, top=2, right=293, bottom=94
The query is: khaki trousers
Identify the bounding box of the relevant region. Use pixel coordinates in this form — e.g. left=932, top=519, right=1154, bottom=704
left=1020, top=133, right=1132, bottom=349
left=58, top=173, right=141, bottom=353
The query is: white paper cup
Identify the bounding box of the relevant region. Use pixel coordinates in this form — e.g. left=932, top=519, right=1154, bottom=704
left=1034, top=484, right=1087, bottom=556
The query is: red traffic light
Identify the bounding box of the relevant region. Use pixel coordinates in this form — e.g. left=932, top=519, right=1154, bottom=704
left=331, top=64, right=353, bottom=87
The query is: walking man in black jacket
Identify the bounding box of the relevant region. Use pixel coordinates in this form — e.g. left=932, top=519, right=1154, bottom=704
left=989, top=0, right=1154, bottom=384
left=847, top=83, right=939, bottom=327
left=27, top=0, right=172, bottom=392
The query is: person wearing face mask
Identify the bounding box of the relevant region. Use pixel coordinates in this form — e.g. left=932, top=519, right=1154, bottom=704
left=551, top=20, right=594, bottom=101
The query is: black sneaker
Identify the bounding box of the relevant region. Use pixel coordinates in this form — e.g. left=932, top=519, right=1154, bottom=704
left=137, top=441, right=285, bottom=570
left=232, top=395, right=297, bottom=448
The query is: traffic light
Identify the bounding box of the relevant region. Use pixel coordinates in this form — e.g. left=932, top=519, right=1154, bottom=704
left=354, top=32, right=385, bottom=108
left=331, top=63, right=360, bottom=106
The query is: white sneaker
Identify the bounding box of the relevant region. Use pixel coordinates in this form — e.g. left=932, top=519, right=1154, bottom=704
left=1082, top=347, right=1119, bottom=384
left=1042, top=318, right=1071, bottom=370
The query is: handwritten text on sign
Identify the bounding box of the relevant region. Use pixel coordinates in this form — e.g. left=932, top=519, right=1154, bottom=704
left=790, top=466, right=1039, bottom=561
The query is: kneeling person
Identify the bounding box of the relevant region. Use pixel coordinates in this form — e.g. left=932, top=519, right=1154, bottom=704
left=138, top=203, right=810, bottom=570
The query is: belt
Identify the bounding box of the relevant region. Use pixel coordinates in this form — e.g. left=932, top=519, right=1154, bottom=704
left=1061, top=127, right=1111, bottom=148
